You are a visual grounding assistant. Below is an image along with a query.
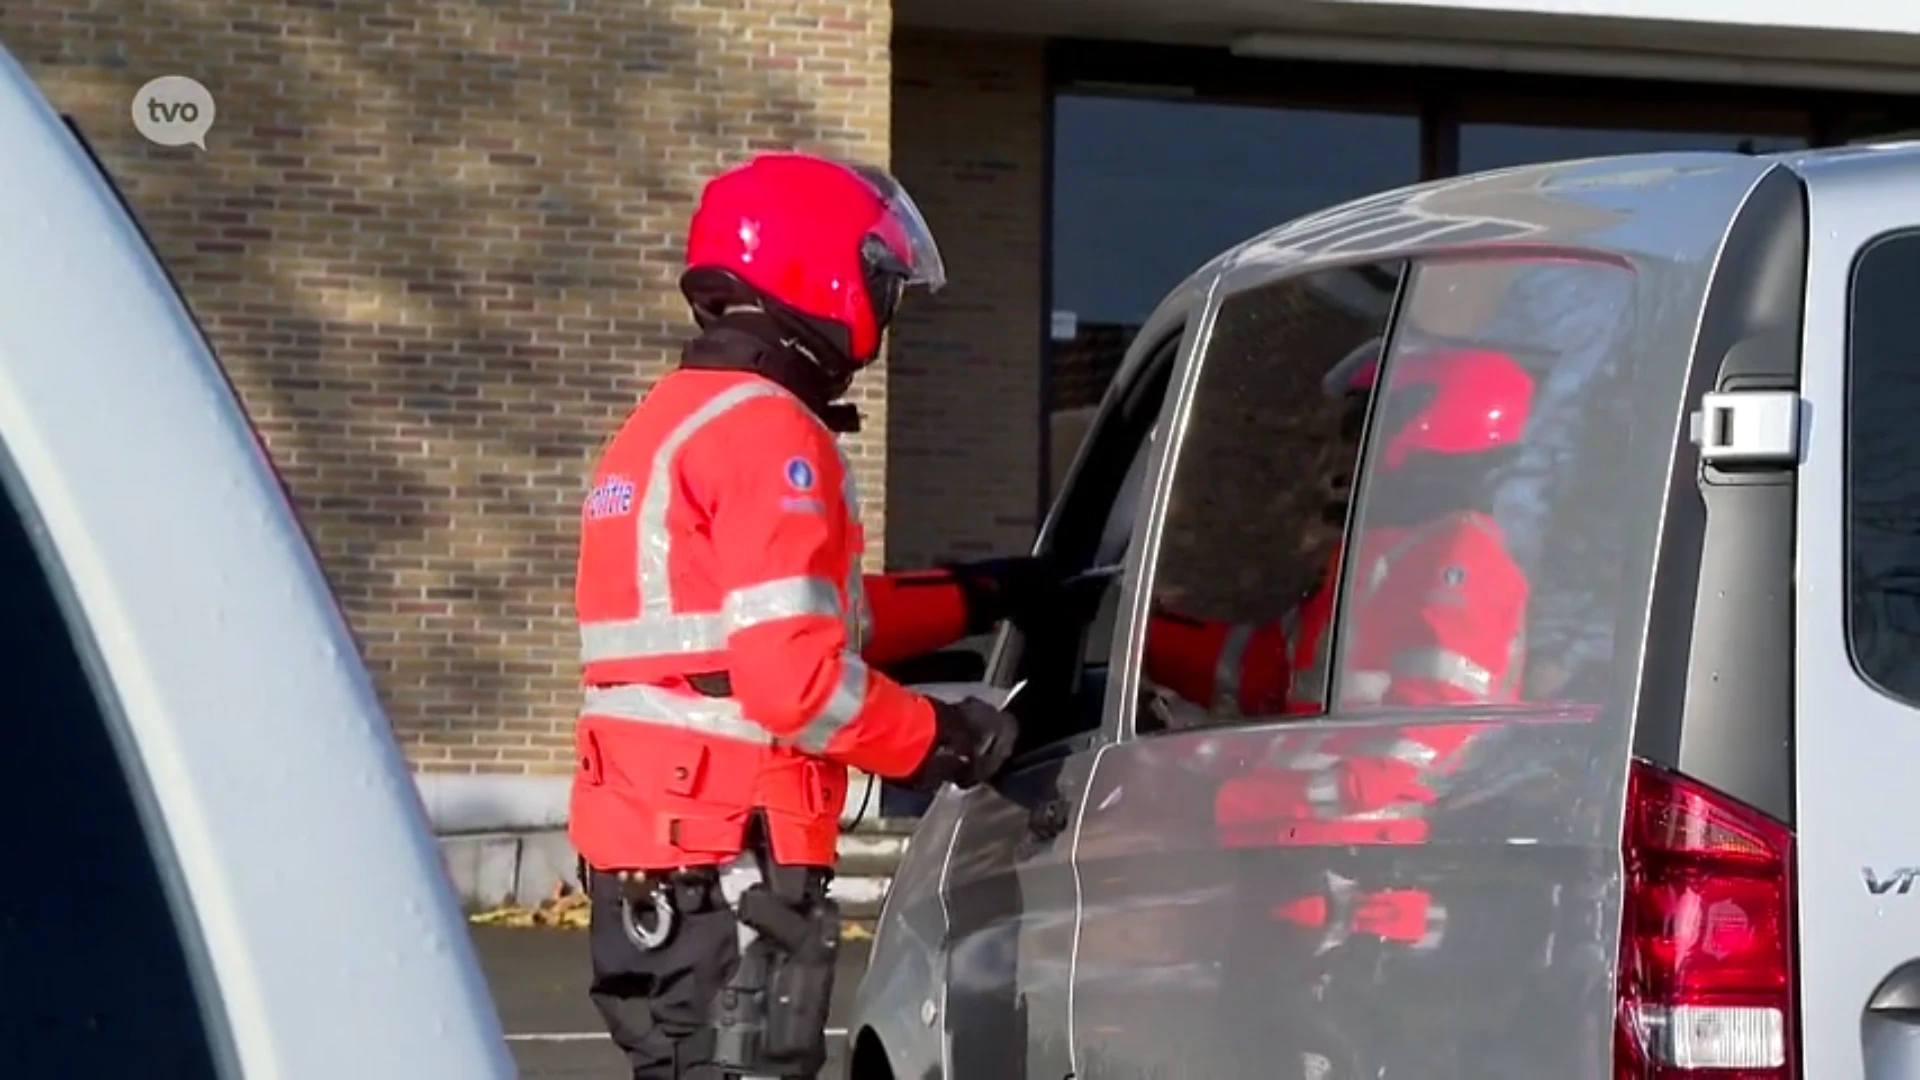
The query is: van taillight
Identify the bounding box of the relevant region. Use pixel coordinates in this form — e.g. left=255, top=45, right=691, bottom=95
left=1617, top=760, right=1798, bottom=1078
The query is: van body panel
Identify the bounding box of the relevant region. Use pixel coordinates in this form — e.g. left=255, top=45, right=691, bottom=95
left=1790, top=148, right=1920, bottom=1080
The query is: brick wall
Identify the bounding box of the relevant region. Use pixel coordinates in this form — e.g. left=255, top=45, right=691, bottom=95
left=886, top=30, right=1047, bottom=568
left=6, top=0, right=892, bottom=773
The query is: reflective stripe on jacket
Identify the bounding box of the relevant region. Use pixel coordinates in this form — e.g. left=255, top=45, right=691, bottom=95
left=570, top=367, right=938, bottom=871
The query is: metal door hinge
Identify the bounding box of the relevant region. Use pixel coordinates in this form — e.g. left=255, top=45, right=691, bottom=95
left=1689, top=390, right=1801, bottom=467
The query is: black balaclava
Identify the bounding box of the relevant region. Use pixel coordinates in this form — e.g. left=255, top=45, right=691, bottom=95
left=677, top=307, right=864, bottom=433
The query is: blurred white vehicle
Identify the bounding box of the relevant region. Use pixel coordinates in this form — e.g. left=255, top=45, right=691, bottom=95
left=0, top=42, right=513, bottom=1079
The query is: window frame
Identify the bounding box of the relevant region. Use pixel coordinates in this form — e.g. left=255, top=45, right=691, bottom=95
left=12, top=117, right=245, bottom=1074
left=0, top=432, right=234, bottom=1075
left=984, top=309, right=1194, bottom=764
left=1104, top=271, right=1227, bottom=744
left=1047, top=37, right=1920, bottom=156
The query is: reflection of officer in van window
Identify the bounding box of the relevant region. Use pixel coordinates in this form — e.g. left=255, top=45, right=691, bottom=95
left=1141, top=347, right=1535, bottom=716
left=1481, top=262, right=1638, bottom=701
left=1331, top=346, right=1534, bottom=708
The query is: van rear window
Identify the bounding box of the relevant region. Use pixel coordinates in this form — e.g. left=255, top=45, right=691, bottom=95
left=1846, top=231, right=1920, bottom=704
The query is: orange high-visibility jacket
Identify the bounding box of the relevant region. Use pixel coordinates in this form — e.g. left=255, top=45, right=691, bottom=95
left=1144, top=612, right=1293, bottom=718
left=570, top=367, right=964, bottom=872
left=1338, top=510, right=1528, bottom=708
left=1142, top=547, right=1338, bottom=719
left=1144, top=510, right=1527, bottom=717
left=1272, top=886, right=1448, bottom=950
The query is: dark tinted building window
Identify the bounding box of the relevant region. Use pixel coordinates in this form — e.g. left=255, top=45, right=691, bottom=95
left=1848, top=232, right=1920, bottom=704
left=0, top=466, right=222, bottom=1076
left=1459, top=123, right=1805, bottom=173
left=1046, top=95, right=1420, bottom=497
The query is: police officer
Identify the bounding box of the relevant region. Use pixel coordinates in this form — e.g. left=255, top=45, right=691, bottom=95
left=1141, top=345, right=1535, bottom=716
left=571, top=152, right=1044, bottom=1079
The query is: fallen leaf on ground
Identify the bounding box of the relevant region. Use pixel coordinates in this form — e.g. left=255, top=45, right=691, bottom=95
left=468, top=881, right=880, bottom=940
left=468, top=881, right=590, bottom=930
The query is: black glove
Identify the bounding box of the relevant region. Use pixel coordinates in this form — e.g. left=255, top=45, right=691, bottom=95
left=902, top=697, right=1020, bottom=792
left=944, top=555, right=1107, bottom=634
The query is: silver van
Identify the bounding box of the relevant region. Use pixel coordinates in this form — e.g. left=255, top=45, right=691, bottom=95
left=848, top=144, right=1920, bottom=1080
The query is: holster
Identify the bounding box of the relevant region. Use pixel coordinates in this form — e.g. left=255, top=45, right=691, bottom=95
left=712, top=881, right=840, bottom=1078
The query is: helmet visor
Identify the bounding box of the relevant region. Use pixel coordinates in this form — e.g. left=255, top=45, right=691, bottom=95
left=847, top=162, right=947, bottom=292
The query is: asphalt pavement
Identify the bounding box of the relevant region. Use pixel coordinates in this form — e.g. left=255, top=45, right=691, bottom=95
left=472, top=925, right=869, bottom=1079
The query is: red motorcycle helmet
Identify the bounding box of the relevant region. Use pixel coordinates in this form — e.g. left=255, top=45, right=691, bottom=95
left=1376, top=347, right=1534, bottom=469
left=680, top=152, right=946, bottom=367
left=1323, top=342, right=1534, bottom=469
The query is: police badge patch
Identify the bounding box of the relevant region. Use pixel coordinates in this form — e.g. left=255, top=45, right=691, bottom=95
left=784, top=456, right=816, bottom=492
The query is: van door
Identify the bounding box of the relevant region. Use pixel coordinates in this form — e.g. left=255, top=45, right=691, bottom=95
left=1793, top=153, right=1920, bottom=1080
left=1070, top=154, right=1775, bottom=1080
left=937, top=320, right=1183, bottom=1080
left=1068, top=259, right=1418, bottom=1079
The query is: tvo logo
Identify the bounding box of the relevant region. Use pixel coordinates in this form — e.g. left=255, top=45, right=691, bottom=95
left=130, top=75, right=216, bottom=150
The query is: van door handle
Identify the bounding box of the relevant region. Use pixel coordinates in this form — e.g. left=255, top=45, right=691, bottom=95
left=1864, top=960, right=1920, bottom=1077
left=1029, top=797, right=1071, bottom=841
left=1869, top=960, right=1920, bottom=1014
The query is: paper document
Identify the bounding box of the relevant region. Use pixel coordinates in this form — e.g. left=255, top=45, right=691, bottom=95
left=1002, top=679, right=1028, bottom=709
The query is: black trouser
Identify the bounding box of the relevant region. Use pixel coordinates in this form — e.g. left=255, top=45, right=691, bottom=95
left=586, top=837, right=834, bottom=1079
left=589, top=866, right=740, bottom=1080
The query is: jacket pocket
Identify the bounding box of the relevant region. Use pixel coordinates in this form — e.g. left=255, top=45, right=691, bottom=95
left=801, top=757, right=849, bottom=820
left=577, top=727, right=606, bottom=787
left=658, top=739, right=709, bottom=798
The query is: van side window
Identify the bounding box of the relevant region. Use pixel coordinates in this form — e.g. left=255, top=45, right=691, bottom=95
left=0, top=474, right=222, bottom=1075
left=1847, top=231, right=1920, bottom=704
left=1331, top=254, right=1641, bottom=714
left=1134, top=265, right=1402, bottom=734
